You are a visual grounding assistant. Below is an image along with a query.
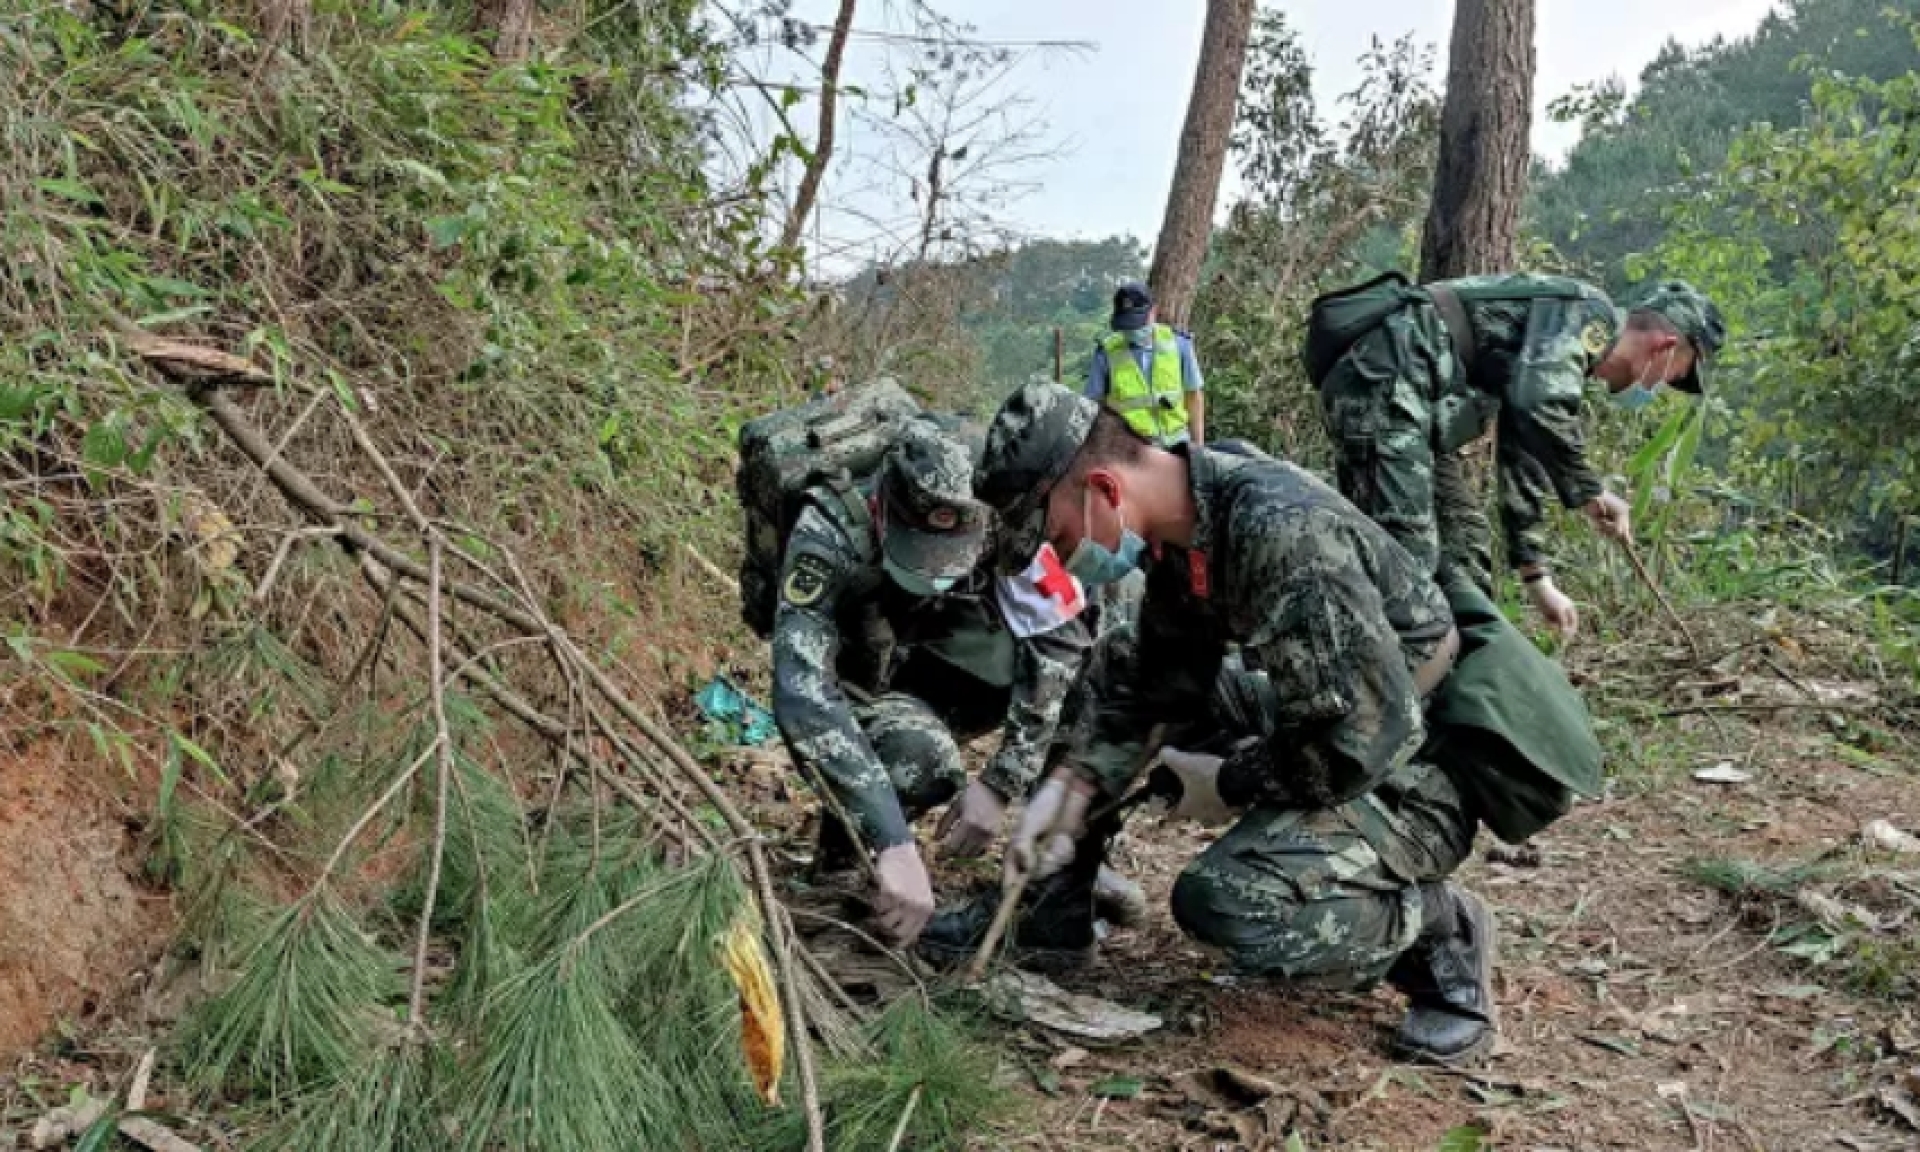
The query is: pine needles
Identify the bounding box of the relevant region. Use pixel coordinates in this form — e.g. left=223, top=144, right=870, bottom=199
left=181, top=890, right=399, bottom=1099
left=759, top=998, right=1011, bottom=1152
left=252, top=1040, right=449, bottom=1152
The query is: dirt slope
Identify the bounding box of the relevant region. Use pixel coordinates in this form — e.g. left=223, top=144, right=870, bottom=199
left=0, top=737, right=168, bottom=1057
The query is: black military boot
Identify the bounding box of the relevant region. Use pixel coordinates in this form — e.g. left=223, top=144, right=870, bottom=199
left=916, top=866, right=1099, bottom=973
left=1387, top=882, right=1499, bottom=1065
left=808, top=816, right=866, bottom=888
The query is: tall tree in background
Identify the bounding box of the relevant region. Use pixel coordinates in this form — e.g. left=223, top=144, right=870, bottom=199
left=1148, top=0, right=1257, bottom=326
left=478, top=0, right=535, bottom=60
left=1418, top=0, right=1535, bottom=280
left=778, top=0, right=859, bottom=254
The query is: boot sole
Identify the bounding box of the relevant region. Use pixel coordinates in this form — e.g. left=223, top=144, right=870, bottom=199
left=1395, top=888, right=1501, bottom=1067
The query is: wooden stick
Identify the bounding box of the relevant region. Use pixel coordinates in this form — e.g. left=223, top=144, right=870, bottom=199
left=963, top=864, right=1034, bottom=984
left=884, top=1084, right=924, bottom=1152
left=1623, top=540, right=1702, bottom=658
left=126, top=1048, right=156, bottom=1112
left=964, top=725, right=1166, bottom=982
left=117, top=1117, right=201, bottom=1152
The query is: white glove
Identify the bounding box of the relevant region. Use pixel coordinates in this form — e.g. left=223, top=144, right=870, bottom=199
left=1156, top=748, right=1235, bottom=827
left=872, top=843, right=934, bottom=945
left=1526, top=575, right=1579, bottom=640
left=1005, top=771, right=1093, bottom=885
left=935, top=779, right=1009, bottom=858
left=1583, top=492, right=1633, bottom=543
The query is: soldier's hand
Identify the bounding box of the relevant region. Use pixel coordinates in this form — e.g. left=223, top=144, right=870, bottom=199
left=1583, top=492, right=1633, bottom=543
left=1156, top=748, right=1235, bottom=826
left=872, top=843, right=935, bottom=945
left=936, top=779, right=1008, bottom=858
left=1005, top=770, right=1093, bottom=885
left=1527, top=576, right=1580, bottom=640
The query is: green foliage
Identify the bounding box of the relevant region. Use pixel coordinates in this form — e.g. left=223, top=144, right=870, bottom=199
left=1530, top=0, right=1920, bottom=293
left=820, top=235, right=1147, bottom=413
left=1436, top=1127, right=1490, bottom=1152
left=459, top=946, right=677, bottom=1151
left=181, top=890, right=400, bottom=1098
left=1631, top=10, right=1920, bottom=578
left=253, top=1041, right=449, bottom=1152
left=758, top=997, right=1010, bottom=1152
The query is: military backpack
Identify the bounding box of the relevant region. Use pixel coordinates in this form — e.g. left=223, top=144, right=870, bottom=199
left=734, top=379, right=920, bottom=637
left=1302, top=271, right=1587, bottom=387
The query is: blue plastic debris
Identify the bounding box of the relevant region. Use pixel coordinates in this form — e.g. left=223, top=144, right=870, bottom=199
left=694, top=675, right=777, bottom=746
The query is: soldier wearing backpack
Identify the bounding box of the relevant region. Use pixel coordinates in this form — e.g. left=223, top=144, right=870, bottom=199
left=762, top=414, right=1110, bottom=946
left=1303, top=274, right=1724, bottom=639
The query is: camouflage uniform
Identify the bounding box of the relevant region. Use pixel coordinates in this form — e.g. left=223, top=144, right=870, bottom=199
left=1315, top=274, right=1621, bottom=588
left=975, top=383, right=1472, bottom=987
left=771, top=426, right=1089, bottom=853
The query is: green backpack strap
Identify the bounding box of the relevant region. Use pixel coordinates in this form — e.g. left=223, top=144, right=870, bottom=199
left=1422, top=279, right=1589, bottom=378
left=820, top=474, right=877, bottom=566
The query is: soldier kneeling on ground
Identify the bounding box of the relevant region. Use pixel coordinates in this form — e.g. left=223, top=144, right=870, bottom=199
left=920, top=383, right=1600, bottom=1065
left=768, top=415, right=1143, bottom=947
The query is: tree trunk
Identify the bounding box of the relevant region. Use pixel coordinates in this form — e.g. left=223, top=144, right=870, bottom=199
left=479, top=0, right=535, bottom=62
left=1147, top=0, right=1257, bottom=327
left=778, top=0, right=858, bottom=256
left=256, top=0, right=310, bottom=53
left=1418, top=0, right=1535, bottom=281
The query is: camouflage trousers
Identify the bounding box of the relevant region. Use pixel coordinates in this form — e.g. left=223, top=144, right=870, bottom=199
left=853, top=655, right=1010, bottom=819
left=1317, top=303, right=1495, bottom=595
left=1169, top=757, right=1476, bottom=988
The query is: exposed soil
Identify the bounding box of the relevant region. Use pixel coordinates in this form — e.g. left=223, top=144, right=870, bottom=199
left=984, top=710, right=1920, bottom=1152
left=0, top=736, right=170, bottom=1058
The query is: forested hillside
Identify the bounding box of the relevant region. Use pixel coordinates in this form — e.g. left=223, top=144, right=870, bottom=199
left=1530, top=0, right=1920, bottom=292
left=3, top=0, right=1920, bottom=1150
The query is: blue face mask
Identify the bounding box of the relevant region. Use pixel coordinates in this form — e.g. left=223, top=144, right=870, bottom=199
left=1064, top=486, right=1148, bottom=588
left=1610, top=346, right=1673, bottom=412
left=1123, top=325, right=1157, bottom=349
left=884, top=555, right=957, bottom=598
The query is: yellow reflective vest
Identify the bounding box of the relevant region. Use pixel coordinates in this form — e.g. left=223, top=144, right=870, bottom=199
left=1102, top=324, right=1189, bottom=444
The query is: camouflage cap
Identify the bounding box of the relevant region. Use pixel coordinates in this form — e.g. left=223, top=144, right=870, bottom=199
left=976, top=381, right=1100, bottom=570
left=1629, top=280, right=1725, bottom=394
left=877, top=416, right=991, bottom=584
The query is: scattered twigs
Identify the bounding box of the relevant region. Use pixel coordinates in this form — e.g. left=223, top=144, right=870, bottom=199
left=1623, top=540, right=1702, bottom=659
left=1657, top=700, right=1873, bottom=719
left=683, top=541, right=738, bottom=591
left=316, top=742, right=436, bottom=883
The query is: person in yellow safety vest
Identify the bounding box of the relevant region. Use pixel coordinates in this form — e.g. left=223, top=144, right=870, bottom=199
left=1084, top=281, right=1207, bottom=448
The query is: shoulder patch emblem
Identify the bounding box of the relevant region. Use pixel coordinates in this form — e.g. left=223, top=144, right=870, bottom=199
left=1580, top=319, right=1612, bottom=357
left=782, top=552, right=833, bottom=608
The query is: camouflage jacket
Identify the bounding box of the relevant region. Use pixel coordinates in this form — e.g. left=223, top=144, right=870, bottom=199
left=770, top=487, right=1089, bottom=850
left=1076, top=448, right=1454, bottom=809
left=1433, top=274, right=1620, bottom=569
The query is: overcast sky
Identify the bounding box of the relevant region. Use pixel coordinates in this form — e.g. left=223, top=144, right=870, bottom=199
left=743, top=1, right=1783, bottom=262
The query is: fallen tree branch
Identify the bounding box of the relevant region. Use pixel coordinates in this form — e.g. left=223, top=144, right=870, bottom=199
left=406, top=537, right=453, bottom=1037
left=180, top=378, right=828, bottom=1151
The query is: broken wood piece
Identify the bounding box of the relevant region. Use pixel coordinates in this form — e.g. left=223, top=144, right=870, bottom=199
left=118, top=1116, right=203, bottom=1152
left=111, top=317, right=271, bottom=385
left=127, top=1047, right=156, bottom=1112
